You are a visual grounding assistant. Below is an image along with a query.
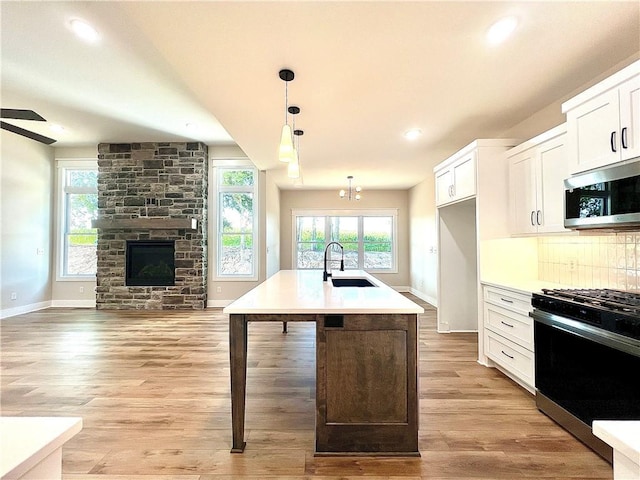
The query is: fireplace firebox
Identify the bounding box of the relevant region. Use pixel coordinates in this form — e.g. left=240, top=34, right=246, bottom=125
left=126, top=240, right=175, bottom=286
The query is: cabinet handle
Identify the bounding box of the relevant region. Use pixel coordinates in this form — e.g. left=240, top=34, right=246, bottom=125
left=501, top=320, right=515, bottom=328
left=501, top=350, right=514, bottom=359
left=611, top=131, right=617, bottom=153
left=530, top=211, right=535, bottom=226
left=451, top=185, right=455, bottom=197
left=621, top=127, right=628, bottom=149
left=500, top=297, right=514, bottom=304
left=536, top=210, right=542, bottom=226
left=449, top=185, right=453, bottom=197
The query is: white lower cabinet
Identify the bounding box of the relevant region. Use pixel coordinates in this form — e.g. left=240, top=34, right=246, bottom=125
left=483, top=284, right=534, bottom=393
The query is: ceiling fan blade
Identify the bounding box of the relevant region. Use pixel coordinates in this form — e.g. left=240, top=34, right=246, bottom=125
left=1, top=108, right=46, bottom=122
left=1, top=121, right=56, bottom=145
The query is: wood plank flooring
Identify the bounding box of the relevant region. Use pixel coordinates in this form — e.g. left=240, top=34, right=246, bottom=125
left=0, top=295, right=613, bottom=479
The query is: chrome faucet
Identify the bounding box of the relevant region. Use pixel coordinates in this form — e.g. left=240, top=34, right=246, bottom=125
left=323, top=241, right=344, bottom=281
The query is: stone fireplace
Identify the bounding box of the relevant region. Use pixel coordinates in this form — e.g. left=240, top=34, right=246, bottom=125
left=95, top=142, right=207, bottom=310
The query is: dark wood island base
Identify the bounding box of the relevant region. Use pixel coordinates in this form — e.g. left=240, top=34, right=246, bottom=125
left=229, top=311, right=419, bottom=456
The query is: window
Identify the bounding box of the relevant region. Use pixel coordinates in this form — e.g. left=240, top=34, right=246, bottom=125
left=216, top=166, right=257, bottom=279
left=58, top=163, right=98, bottom=278
left=293, top=210, right=397, bottom=272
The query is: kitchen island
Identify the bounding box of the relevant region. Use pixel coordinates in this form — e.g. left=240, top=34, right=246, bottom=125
left=223, top=269, right=424, bottom=455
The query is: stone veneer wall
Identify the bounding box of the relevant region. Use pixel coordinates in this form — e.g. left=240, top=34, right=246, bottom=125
left=96, top=142, right=207, bottom=309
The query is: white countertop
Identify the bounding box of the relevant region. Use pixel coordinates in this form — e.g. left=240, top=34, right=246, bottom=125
left=593, top=420, right=640, bottom=465
left=481, top=277, right=571, bottom=296
left=223, top=270, right=424, bottom=314
left=0, top=416, right=82, bottom=479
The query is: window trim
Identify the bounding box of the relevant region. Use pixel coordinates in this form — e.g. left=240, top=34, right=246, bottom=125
left=212, top=162, right=259, bottom=281
left=291, top=208, right=398, bottom=274
left=55, top=159, right=98, bottom=281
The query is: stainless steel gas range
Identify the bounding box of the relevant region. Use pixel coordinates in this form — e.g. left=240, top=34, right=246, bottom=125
left=531, top=288, right=640, bottom=463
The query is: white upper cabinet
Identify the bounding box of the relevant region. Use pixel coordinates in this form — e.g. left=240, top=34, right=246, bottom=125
left=619, top=75, right=640, bottom=161
left=434, top=152, right=476, bottom=206
left=508, top=124, right=568, bottom=235
left=509, top=149, right=537, bottom=234
left=563, top=61, right=640, bottom=175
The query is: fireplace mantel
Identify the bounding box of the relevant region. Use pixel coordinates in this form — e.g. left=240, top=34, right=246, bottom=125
left=92, top=217, right=198, bottom=230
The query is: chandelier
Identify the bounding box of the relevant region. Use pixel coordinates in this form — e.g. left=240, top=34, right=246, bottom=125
left=339, top=176, right=362, bottom=201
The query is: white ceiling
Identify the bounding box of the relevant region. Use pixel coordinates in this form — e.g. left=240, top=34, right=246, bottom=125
left=2, top=1, right=639, bottom=190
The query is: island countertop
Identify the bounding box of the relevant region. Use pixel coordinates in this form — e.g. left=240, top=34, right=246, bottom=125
left=223, top=270, right=424, bottom=315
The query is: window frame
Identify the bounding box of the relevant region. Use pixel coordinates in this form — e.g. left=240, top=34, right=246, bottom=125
left=55, top=160, right=98, bottom=281
left=213, top=162, right=259, bottom=281
left=291, top=208, right=398, bottom=273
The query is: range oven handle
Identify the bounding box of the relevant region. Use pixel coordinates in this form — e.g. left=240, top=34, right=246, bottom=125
left=531, top=309, right=640, bottom=358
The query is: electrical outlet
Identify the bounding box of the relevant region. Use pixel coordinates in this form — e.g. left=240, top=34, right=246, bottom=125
left=79, top=286, right=84, bottom=293
left=10, top=292, right=17, bottom=300
left=568, top=258, right=577, bottom=271
left=216, top=286, right=222, bottom=293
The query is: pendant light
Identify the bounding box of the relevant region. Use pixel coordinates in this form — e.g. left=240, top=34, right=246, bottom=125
left=339, top=176, right=362, bottom=201
left=289, top=129, right=303, bottom=179
left=278, top=69, right=295, bottom=163
left=288, top=106, right=301, bottom=179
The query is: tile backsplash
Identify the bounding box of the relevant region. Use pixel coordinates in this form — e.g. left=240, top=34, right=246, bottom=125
left=538, top=233, right=640, bottom=291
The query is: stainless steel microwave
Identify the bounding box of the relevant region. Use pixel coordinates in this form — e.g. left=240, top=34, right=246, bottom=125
left=564, top=160, right=640, bottom=230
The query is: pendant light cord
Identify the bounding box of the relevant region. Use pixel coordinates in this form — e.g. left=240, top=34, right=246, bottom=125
left=284, top=80, right=288, bottom=126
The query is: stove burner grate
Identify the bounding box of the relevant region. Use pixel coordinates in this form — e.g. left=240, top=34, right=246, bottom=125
left=541, top=288, right=640, bottom=315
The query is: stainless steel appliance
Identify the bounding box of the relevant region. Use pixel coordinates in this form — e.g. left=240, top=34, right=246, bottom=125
left=564, top=161, right=640, bottom=230
left=531, top=288, right=640, bottom=462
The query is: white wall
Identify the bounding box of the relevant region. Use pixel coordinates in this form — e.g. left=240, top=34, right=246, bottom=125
left=279, top=189, right=411, bottom=288
left=408, top=172, right=437, bottom=306
left=1, top=132, right=55, bottom=318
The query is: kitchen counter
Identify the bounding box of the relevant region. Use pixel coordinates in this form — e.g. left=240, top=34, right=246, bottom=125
left=0, top=416, right=82, bottom=480
left=224, top=270, right=423, bottom=456
left=223, top=270, right=424, bottom=314
left=481, top=277, right=570, bottom=296
left=593, top=421, right=640, bottom=479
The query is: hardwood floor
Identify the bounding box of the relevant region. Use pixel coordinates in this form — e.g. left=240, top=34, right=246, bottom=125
left=0, top=295, right=612, bottom=479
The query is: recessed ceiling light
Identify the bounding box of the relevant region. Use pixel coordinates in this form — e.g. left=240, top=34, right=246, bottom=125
left=185, top=122, right=198, bottom=130
left=404, top=128, right=422, bottom=141
left=50, top=124, right=65, bottom=133
left=70, top=18, right=100, bottom=43
left=487, top=16, right=518, bottom=45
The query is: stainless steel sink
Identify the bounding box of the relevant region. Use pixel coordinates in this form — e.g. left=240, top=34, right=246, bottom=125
left=331, top=277, right=376, bottom=287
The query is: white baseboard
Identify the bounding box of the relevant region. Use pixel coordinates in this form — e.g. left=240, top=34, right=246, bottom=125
left=391, top=285, right=412, bottom=293
left=0, top=301, right=52, bottom=320
left=409, top=287, right=437, bottom=307
left=208, top=299, right=232, bottom=308
left=50, top=300, right=96, bottom=308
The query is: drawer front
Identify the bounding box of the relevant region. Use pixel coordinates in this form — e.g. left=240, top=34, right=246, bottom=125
left=485, top=330, right=534, bottom=388
left=484, top=286, right=532, bottom=316
left=484, top=304, right=533, bottom=350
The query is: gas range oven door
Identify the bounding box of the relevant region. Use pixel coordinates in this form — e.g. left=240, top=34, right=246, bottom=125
left=532, top=309, right=640, bottom=463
